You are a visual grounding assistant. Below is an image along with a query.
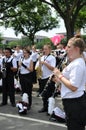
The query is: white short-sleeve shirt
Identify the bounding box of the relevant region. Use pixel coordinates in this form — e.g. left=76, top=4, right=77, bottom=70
left=41, top=54, right=56, bottom=79
left=13, top=50, right=23, bottom=62
left=2, top=56, right=17, bottom=68
left=31, top=51, right=39, bottom=62
left=19, top=57, right=32, bottom=74
left=61, top=58, right=86, bottom=99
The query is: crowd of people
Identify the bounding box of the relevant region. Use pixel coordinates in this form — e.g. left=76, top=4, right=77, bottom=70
left=0, top=35, right=86, bottom=130
left=0, top=43, right=66, bottom=110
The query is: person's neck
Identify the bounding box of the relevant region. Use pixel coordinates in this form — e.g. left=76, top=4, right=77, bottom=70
left=17, top=50, right=20, bottom=53
left=45, top=53, right=50, bottom=56
left=6, top=56, right=11, bottom=58
left=24, top=56, right=30, bottom=59
left=70, top=55, right=82, bottom=62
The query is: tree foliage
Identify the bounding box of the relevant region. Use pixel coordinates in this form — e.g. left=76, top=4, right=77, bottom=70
left=36, top=38, right=52, bottom=49
left=0, top=0, right=86, bottom=42
left=75, top=6, right=86, bottom=30
left=39, top=0, right=86, bottom=40
left=0, top=0, right=24, bottom=20
left=0, top=33, right=3, bottom=44
left=0, top=0, right=59, bottom=44
left=7, top=37, right=32, bottom=48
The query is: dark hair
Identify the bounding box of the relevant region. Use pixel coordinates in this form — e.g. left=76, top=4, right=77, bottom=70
left=5, top=48, right=12, bottom=54
left=24, top=48, right=32, bottom=55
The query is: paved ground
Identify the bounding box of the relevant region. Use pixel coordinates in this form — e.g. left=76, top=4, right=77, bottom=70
left=0, top=91, right=67, bottom=130
left=0, top=88, right=86, bottom=130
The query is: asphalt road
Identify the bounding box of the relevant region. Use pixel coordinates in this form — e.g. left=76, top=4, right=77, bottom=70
left=0, top=92, right=66, bottom=130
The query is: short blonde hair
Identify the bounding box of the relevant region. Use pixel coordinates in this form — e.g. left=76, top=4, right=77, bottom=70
left=43, top=44, right=51, bottom=50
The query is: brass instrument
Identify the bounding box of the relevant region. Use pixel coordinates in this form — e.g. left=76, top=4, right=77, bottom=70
left=35, top=55, right=42, bottom=79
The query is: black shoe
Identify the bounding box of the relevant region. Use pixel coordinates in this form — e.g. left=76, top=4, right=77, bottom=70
left=11, top=103, right=16, bottom=107
left=0, top=103, right=7, bottom=106
left=46, top=112, right=50, bottom=116
left=27, top=106, right=31, bottom=110
left=38, top=108, right=47, bottom=113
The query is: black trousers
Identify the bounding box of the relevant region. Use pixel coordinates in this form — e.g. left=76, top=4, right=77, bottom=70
left=42, top=97, right=48, bottom=110
left=31, top=62, right=37, bottom=84
left=2, top=75, right=15, bottom=104
left=62, top=94, right=86, bottom=130
left=19, top=73, right=33, bottom=107
left=38, top=78, right=49, bottom=94
left=41, top=81, right=56, bottom=110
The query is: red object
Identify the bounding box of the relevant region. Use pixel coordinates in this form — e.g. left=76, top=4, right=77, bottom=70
left=50, top=34, right=64, bottom=45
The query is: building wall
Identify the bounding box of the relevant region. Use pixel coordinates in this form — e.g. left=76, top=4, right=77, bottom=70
left=2, top=37, right=19, bottom=44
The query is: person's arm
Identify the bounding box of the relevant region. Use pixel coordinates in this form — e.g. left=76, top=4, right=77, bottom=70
left=27, top=60, right=33, bottom=72
left=11, top=59, right=17, bottom=72
left=53, top=68, right=77, bottom=92
left=41, top=61, right=54, bottom=71
left=41, top=56, right=56, bottom=71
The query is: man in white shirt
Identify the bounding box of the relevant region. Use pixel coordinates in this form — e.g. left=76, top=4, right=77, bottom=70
left=38, top=45, right=56, bottom=113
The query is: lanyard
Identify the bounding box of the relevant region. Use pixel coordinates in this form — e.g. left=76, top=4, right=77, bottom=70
left=44, top=54, right=50, bottom=61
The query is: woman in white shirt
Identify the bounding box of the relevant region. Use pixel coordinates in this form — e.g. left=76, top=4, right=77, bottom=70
left=54, top=35, right=86, bottom=130
left=19, top=48, right=33, bottom=110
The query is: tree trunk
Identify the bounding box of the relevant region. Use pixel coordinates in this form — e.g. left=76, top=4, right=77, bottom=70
left=64, top=18, right=75, bottom=41
left=29, top=33, right=35, bottom=45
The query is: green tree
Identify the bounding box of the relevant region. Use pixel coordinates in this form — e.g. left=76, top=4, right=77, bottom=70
left=0, top=33, right=3, bottom=44
left=0, top=0, right=24, bottom=20
left=7, top=40, right=21, bottom=48
left=7, top=37, right=32, bottom=48
left=39, top=0, right=86, bottom=40
left=0, top=0, right=59, bottom=44
left=36, top=38, right=52, bottom=49
left=75, top=6, right=86, bottom=30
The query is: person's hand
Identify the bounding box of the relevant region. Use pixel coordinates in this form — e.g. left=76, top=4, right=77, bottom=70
left=40, top=61, right=45, bottom=65
left=12, top=54, right=16, bottom=57
left=18, top=61, right=22, bottom=67
left=55, top=76, right=60, bottom=83
left=53, top=68, right=62, bottom=78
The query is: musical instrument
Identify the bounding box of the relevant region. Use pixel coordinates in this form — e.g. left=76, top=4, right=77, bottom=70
left=35, top=55, right=42, bottom=79
left=40, top=53, right=67, bottom=96
left=57, top=53, right=67, bottom=71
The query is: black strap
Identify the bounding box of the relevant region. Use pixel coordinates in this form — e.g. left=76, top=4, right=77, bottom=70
left=44, top=54, right=50, bottom=61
